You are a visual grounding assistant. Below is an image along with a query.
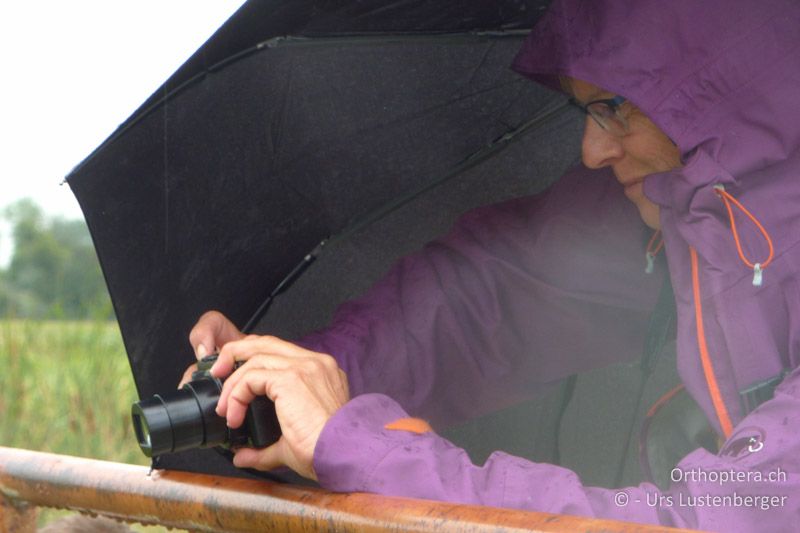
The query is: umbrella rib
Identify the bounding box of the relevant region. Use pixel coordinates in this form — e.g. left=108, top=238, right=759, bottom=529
left=243, top=101, right=571, bottom=330
left=306, top=78, right=527, bottom=157
left=331, top=101, right=571, bottom=243
left=493, top=82, right=535, bottom=130
left=400, top=80, right=524, bottom=130
left=464, top=41, right=496, bottom=89
left=257, top=31, right=530, bottom=50
left=278, top=77, right=526, bottom=175
left=65, top=31, right=529, bottom=181
left=242, top=239, right=328, bottom=333
left=267, top=58, right=296, bottom=176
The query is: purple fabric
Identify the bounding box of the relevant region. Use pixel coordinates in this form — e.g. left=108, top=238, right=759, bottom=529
left=302, top=167, right=662, bottom=425
left=307, top=1, right=800, bottom=530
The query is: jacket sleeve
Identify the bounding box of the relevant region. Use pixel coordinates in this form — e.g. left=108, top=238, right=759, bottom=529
left=300, top=165, right=663, bottom=426
left=313, top=369, right=800, bottom=530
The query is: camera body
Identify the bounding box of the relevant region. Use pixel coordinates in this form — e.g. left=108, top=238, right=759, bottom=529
left=131, top=354, right=280, bottom=458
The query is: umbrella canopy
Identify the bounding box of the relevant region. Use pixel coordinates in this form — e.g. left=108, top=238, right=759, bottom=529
left=67, top=0, right=589, bottom=478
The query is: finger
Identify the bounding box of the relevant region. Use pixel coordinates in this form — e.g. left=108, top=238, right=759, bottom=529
left=189, top=310, right=244, bottom=359
left=233, top=438, right=317, bottom=480
left=220, top=335, right=314, bottom=362
left=216, top=355, right=296, bottom=415
left=212, top=335, right=309, bottom=378
left=217, top=364, right=290, bottom=422
left=221, top=372, right=264, bottom=427
left=209, top=335, right=262, bottom=379
left=338, top=368, right=350, bottom=399
left=219, top=367, right=278, bottom=427
left=233, top=440, right=285, bottom=472
left=177, top=363, right=198, bottom=388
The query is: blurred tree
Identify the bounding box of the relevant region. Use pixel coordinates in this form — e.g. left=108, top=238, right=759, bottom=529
left=1, top=199, right=112, bottom=319
left=0, top=269, right=9, bottom=315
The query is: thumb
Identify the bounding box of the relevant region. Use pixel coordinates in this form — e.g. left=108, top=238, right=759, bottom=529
left=233, top=442, right=283, bottom=471
left=232, top=438, right=317, bottom=481
left=189, top=310, right=244, bottom=359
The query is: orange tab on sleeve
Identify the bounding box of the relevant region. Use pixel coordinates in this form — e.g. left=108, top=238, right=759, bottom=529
left=384, top=417, right=433, bottom=434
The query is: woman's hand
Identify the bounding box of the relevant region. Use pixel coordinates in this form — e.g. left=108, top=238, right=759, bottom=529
left=210, top=335, right=350, bottom=480
left=179, top=310, right=349, bottom=480
left=179, top=310, right=246, bottom=387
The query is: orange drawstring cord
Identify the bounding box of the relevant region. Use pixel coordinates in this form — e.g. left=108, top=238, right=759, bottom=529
left=690, top=246, right=734, bottom=438
left=645, top=230, right=664, bottom=274
left=645, top=384, right=685, bottom=418
left=714, top=185, right=774, bottom=286
left=639, top=383, right=687, bottom=483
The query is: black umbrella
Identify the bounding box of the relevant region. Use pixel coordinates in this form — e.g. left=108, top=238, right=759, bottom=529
left=66, top=0, right=585, bottom=479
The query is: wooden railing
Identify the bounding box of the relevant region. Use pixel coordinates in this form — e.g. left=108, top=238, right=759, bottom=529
left=0, top=447, right=698, bottom=532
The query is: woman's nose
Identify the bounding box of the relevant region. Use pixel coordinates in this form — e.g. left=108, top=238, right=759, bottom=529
left=581, top=117, right=624, bottom=169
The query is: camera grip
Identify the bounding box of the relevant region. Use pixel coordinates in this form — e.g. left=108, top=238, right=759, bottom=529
left=245, top=396, right=282, bottom=448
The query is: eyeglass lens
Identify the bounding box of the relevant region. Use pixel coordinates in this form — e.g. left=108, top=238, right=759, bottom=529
left=587, top=102, right=628, bottom=136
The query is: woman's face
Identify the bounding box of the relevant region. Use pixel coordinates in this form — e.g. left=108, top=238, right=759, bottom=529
left=568, top=78, right=682, bottom=230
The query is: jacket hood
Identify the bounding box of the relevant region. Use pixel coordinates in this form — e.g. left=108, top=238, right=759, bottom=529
left=513, top=0, right=800, bottom=432
left=511, top=0, right=798, bottom=152
left=512, top=0, right=800, bottom=290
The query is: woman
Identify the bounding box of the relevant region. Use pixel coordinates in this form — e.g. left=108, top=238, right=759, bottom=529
left=187, top=0, right=800, bottom=528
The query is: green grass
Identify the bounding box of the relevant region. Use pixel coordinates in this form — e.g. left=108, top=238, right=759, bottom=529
left=0, top=320, right=146, bottom=464
left=0, top=320, right=175, bottom=531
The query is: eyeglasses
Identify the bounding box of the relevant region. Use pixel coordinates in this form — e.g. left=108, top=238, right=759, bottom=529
left=569, top=95, right=629, bottom=137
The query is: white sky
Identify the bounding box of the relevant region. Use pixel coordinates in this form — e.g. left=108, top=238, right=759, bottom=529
left=0, top=1, right=245, bottom=266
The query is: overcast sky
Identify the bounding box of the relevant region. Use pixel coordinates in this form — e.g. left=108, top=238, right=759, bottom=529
left=0, top=1, right=245, bottom=265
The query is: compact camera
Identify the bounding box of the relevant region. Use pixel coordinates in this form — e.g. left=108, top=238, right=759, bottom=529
left=131, top=354, right=280, bottom=458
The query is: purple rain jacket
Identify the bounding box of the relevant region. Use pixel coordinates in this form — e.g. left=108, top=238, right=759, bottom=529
left=301, top=0, right=800, bottom=529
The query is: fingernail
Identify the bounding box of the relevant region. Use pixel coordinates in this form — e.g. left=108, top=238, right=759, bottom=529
left=196, top=344, right=208, bottom=358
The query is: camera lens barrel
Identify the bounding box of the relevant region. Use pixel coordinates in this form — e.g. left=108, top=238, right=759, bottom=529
left=131, top=354, right=280, bottom=459
left=131, top=377, right=228, bottom=457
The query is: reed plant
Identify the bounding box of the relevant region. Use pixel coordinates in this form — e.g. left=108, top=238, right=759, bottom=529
left=0, top=319, right=145, bottom=465
left=0, top=319, right=177, bottom=531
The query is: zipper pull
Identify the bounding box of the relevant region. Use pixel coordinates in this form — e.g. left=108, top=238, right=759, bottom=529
left=752, top=263, right=763, bottom=287
left=645, top=252, right=656, bottom=274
